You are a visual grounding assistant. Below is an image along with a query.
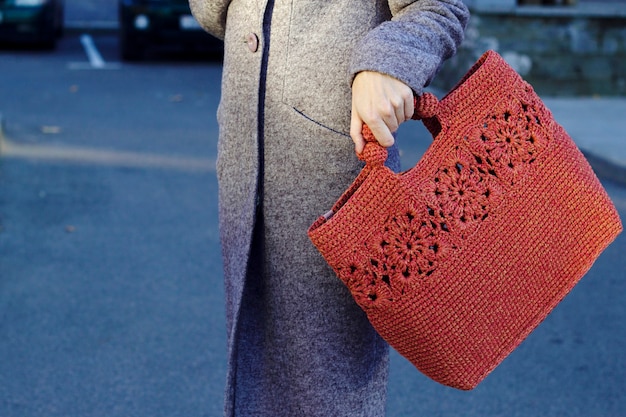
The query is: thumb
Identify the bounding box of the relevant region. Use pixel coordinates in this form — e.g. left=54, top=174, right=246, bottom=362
left=350, top=106, right=366, bottom=154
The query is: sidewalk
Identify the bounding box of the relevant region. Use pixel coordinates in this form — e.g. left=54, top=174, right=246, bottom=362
left=544, top=97, right=626, bottom=185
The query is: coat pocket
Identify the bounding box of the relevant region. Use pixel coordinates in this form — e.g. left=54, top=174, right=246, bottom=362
left=282, top=1, right=386, bottom=135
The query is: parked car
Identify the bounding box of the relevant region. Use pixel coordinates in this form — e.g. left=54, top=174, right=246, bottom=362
left=118, top=0, right=222, bottom=60
left=0, top=0, right=64, bottom=49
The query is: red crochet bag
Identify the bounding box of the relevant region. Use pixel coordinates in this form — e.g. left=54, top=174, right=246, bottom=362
left=308, top=50, right=622, bottom=390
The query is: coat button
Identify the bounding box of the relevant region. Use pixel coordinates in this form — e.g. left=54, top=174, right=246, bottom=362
left=245, top=32, right=259, bottom=53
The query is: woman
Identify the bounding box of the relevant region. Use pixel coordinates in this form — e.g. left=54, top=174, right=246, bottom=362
left=189, top=1, right=469, bottom=415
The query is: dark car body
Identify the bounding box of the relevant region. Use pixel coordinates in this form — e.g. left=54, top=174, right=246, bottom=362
left=118, top=0, right=222, bottom=60
left=0, top=0, right=64, bottom=49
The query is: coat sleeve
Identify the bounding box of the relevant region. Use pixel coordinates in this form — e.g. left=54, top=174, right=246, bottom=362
left=189, top=0, right=231, bottom=40
left=349, top=0, right=470, bottom=95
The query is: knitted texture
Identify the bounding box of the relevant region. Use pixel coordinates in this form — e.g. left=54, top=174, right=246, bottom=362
left=308, top=50, right=623, bottom=390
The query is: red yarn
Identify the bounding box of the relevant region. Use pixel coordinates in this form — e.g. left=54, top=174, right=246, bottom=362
left=308, top=50, right=622, bottom=390
left=412, top=92, right=439, bottom=119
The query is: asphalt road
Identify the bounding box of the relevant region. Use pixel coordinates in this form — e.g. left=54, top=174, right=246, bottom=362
left=1, top=32, right=625, bottom=417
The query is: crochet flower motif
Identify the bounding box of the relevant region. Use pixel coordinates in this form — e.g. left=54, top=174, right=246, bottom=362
left=336, top=91, right=553, bottom=311
left=338, top=207, right=445, bottom=309
left=521, top=84, right=555, bottom=132
left=340, top=256, right=393, bottom=310
left=381, top=208, right=440, bottom=284
left=478, top=99, right=549, bottom=181
left=424, top=150, right=494, bottom=231
left=482, top=112, right=540, bottom=165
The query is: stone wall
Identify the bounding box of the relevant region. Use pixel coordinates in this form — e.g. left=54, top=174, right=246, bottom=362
left=433, top=4, right=626, bottom=96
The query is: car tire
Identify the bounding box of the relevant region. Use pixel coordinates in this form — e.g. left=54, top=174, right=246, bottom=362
left=42, top=38, right=57, bottom=50
left=120, top=33, right=142, bottom=61
left=55, top=9, right=64, bottom=38
left=39, top=25, right=58, bottom=50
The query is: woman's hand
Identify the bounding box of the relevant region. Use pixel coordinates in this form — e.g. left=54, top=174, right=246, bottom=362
left=350, top=71, right=414, bottom=154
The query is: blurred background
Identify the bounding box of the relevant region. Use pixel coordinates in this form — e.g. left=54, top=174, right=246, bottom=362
left=1, top=1, right=625, bottom=416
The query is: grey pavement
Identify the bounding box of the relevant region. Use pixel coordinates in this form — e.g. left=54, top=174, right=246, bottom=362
left=2, top=59, right=626, bottom=417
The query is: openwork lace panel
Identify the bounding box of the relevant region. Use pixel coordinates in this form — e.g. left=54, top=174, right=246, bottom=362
left=339, top=88, right=553, bottom=311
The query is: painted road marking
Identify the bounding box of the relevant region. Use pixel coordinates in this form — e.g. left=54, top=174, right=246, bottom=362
left=68, top=34, right=121, bottom=70
left=81, top=34, right=105, bottom=68
left=0, top=136, right=215, bottom=173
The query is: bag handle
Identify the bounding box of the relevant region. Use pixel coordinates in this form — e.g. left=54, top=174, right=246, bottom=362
left=359, top=92, right=440, bottom=166
left=318, top=93, right=440, bottom=222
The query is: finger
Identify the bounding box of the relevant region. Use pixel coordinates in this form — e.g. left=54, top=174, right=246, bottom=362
left=404, top=93, right=415, bottom=121
left=393, top=98, right=407, bottom=127
left=377, top=104, right=400, bottom=144
left=350, top=111, right=366, bottom=154
left=391, top=90, right=413, bottom=124
left=367, top=118, right=395, bottom=148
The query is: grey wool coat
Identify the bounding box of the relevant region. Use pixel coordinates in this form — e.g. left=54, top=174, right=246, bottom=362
left=190, top=1, right=469, bottom=416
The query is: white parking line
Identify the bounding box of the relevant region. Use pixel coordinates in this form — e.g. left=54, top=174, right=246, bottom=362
left=80, top=34, right=106, bottom=68
left=68, top=34, right=121, bottom=70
